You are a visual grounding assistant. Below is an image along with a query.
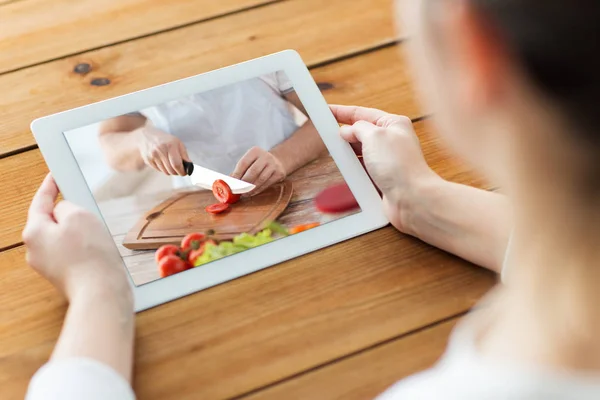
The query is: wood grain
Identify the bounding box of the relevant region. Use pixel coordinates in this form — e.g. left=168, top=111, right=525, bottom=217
left=0, top=120, right=486, bottom=250
left=0, top=228, right=495, bottom=399
left=242, top=319, right=458, bottom=400
left=0, top=0, right=279, bottom=74
left=123, top=181, right=293, bottom=250
left=0, top=43, right=486, bottom=249
left=0, top=0, right=398, bottom=157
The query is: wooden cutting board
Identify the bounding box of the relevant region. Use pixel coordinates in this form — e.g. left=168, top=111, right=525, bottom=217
left=123, top=181, right=293, bottom=250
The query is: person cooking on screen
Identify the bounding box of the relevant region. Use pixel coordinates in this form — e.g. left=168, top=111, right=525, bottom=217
left=23, top=0, right=600, bottom=399
left=98, top=72, right=326, bottom=195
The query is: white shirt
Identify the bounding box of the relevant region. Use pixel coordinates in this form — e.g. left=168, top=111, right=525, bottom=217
left=26, top=313, right=600, bottom=400
left=139, top=72, right=299, bottom=188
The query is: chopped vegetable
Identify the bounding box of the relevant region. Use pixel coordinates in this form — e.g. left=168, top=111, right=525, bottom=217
left=187, top=239, right=216, bottom=264
left=193, top=229, right=276, bottom=267
left=265, top=221, right=289, bottom=236
left=181, top=232, right=206, bottom=250
left=158, top=255, right=191, bottom=277
left=155, top=244, right=180, bottom=264
left=288, top=222, right=320, bottom=234
left=212, top=179, right=241, bottom=204
left=206, top=203, right=230, bottom=214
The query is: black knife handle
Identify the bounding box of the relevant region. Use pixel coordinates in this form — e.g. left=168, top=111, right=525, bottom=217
left=183, top=160, right=194, bottom=176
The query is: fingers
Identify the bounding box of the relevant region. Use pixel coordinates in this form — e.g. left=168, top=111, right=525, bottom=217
left=167, top=150, right=185, bottom=176
left=330, top=105, right=389, bottom=126
left=149, top=157, right=169, bottom=175
left=330, top=105, right=411, bottom=128
left=23, top=174, right=59, bottom=245
left=231, top=147, right=262, bottom=179
left=339, top=120, right=377, bottom=144
left=245, top=168, right=275, bottom=197
left=53, top=200, right=84, bottom=223
left=179, top=142, right=191, bottom=163
left=241, top=156, right=268, bottom=184
left=27, top=174, right=59, bottom=222
left=158, top=151, right=179, bottom=175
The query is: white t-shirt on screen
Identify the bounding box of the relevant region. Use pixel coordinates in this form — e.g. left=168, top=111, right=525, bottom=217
left=138, top=72, right=299, bottom=188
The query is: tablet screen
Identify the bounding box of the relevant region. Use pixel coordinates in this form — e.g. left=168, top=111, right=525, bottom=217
left=63, top=71, right=363, bottom=286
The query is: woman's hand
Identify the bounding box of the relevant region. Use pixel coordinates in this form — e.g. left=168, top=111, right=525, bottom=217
left=330, top=105, right=441, bottom=232
left=22, top=174, right=132, bottom=302
left=137, top=126, right=190, bottom=176
left=231, top=147, right=287, bottom=196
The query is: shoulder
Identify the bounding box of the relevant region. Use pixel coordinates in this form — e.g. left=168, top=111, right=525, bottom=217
left=258, top=72, right=294, bottom=95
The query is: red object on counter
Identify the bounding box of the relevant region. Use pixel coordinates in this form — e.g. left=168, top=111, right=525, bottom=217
left=315, top=183, right=360, bottom=213
left=205, top=203, right=230, bottom=214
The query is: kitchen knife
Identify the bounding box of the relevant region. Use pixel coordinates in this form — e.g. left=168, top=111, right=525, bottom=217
left=183, top=161, right=256, bottom=194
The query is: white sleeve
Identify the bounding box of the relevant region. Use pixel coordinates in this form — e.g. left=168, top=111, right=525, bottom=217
left=26, top=358, right=135, bottom=400
left=259, top=72, right=295, bottom=95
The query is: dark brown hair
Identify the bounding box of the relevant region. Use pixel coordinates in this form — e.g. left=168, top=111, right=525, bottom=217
left=470, top=0, right=600, bottom=148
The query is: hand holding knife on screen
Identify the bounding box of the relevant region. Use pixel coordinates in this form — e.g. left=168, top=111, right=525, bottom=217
left=136, top=125, right=191, bottom=176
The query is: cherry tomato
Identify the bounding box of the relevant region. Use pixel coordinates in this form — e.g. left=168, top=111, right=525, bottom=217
left=158, top=255, right=189, bottom=278
left=181, top=232, right=206, bottom=250
left=187, top=239, right=217, bottom=264
left=155, top=244, right=180, bottom=264
left=212, top=179, right=240, bottom=204
left=288, top=222, right=320, bottom=234
left=206, top=203, right=229, bottom=214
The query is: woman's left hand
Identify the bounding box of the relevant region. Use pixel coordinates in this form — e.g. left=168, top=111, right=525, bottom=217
left=231, top=147, right=287, bottom=196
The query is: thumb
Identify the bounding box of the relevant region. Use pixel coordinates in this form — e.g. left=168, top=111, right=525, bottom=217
left=339, top=120, right=377, bottom=144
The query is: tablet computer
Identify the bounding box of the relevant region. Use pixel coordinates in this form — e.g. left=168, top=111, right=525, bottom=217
left=31, top=50, right=388, bottom=312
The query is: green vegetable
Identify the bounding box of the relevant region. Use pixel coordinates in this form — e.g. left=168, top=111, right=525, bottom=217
left=192, top=228, right=277, bottom=267
left=265, top=221, right=289, bottom=236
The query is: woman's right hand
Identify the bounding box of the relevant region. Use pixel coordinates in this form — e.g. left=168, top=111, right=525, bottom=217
left=330, top=105, right=441, bottom=232
left=137, top=126, right=190, bottom=176
left=23, top=174, right=132, bottom=303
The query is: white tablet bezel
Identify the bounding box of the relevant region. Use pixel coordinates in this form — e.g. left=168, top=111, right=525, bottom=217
left=30, top=50, right=389, bottom=312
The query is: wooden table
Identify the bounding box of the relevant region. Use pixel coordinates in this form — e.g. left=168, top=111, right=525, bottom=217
left=101, top=155, right=356, bottom=286
left=0, top=1, right=497, bottom=398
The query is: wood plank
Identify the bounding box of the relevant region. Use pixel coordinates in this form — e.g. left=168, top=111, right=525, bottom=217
left=0, top=0, right=279, bottom=74
left=242, top=319, right=458, bottom=400
left=0, top=44, right=484, bottom=249
left=0, top=119, right=487, bottom=249
left=0, top=227, right=495, bottom=399
left=0, top=0, right=398, bottom=157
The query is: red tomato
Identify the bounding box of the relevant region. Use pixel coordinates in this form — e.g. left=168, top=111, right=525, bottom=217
left=212, top=179, right=240, bottom=204
left=205, top=203, right=229, bottom=214
left=154, top=244, right=180, bottom=264
left=314, top=183, right=360, bottom=213
left=181, top=232, right=206, bottom=250
left=158, top=255, right=189, bottom=278
left=187, top=239, right=217, bottom=265
left=288, top=222, right=320, bottom=234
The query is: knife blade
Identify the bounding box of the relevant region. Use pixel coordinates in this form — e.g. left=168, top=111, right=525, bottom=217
left=183, top=161, right=256, bottom=194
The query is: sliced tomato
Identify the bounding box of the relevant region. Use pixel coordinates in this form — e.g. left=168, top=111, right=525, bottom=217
left=289, top=222, right=320, bottom=234
left=315, top=183, right=360, bottom=213
left=187, top=239, right=217, bottom=264
left=155, top=244, right=180, bottom=264
left=212, top=179, right=240, bottom=204
left=181, top=232, right=206, bottom=250
left=206, top=203, right=230, bottom=214
left=158, top=255, right=189, bottom=278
